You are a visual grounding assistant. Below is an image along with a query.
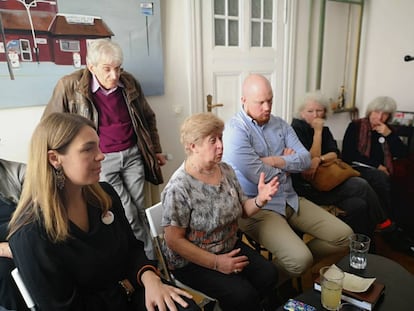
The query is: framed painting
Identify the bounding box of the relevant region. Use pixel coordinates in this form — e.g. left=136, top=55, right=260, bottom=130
left=0, top=0, right=164, bottom=109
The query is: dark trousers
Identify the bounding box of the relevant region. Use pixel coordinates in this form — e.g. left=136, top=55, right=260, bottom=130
left=172, top=239, right=278, bottom=311
left=300, top=176, right=386, bottom=239
left=355, top=167, right=393, bottom=218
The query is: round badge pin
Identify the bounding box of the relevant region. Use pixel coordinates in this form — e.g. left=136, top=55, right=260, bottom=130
left=101, top=211, right=114, bottom=225
left=378, top=137, right=385, bottom=144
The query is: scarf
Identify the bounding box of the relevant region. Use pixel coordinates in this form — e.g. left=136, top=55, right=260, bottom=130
left=356, top=117, right=394, bottom=174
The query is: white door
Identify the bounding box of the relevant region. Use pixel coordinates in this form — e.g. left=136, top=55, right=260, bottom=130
left=201, top=0, right=296, bottom=122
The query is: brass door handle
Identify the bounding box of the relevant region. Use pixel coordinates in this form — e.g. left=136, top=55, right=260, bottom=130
left=206, top=94, right=224, bottom=112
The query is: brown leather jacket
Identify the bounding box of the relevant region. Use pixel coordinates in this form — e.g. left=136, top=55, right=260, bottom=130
left=43, top=68, right=163, bottom=184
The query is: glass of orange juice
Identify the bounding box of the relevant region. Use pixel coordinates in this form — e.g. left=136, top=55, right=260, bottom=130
left=320, top=265, right=345, bottom=310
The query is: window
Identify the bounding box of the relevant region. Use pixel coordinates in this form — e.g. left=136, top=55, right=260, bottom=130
left=213, top=0, right=274, bottom=48
left=20, top=39, right=32, bottom=61
left=214, top=0, right=239, bottom=46
left=251, top=0, right=273, bottom=47
left=59, top=40, right=80, bottom=52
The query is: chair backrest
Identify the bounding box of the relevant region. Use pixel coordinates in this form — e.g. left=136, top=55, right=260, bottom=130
left=145, top=202, right=172, bottom=282
left=11, top=268, right=37, bottom=311
left=145, top=202, right=164, bottom=238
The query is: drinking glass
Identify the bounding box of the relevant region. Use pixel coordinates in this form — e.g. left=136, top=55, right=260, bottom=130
left=320, top=265, right=345, bottom=310
left=349, top=233, right=370, bottom=269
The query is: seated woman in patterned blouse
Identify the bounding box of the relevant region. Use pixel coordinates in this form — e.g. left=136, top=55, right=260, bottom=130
left=161, top=112, right=280, bottom=311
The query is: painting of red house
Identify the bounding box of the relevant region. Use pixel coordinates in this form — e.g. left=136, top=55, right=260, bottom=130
left=49, top=14, right=113, bottom=65
left=0, top=0, right=164, bottom=109
left=0, top=0, right=113, bottom=65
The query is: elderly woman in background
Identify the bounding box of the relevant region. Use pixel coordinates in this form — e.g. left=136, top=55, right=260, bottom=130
left=161, top=112, right=280, bottom=311
left=8, top=113, right=200, bottom=311
left=291, top=91, right=395, bottom=243
left=342, top=96, right=408, bottom=220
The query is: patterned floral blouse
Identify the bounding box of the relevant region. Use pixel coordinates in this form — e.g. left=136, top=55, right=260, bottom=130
left=161, top=162, right=247, bottom=269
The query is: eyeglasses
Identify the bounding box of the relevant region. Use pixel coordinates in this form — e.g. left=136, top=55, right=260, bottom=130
left=305, top=109, right=325, bottom=114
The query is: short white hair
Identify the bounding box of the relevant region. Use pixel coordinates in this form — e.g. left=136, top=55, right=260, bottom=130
left=86, top=39, right=123, bottom=67
left=365, top=96, right=397, bottom=120
left=296, top=90, right=329, bottom=118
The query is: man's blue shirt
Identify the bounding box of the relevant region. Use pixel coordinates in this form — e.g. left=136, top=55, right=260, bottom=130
left=222, top=109, right=311, bottom=215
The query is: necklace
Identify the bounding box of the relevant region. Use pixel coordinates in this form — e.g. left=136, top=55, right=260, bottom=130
left=187, top=159, right=217, bottom=176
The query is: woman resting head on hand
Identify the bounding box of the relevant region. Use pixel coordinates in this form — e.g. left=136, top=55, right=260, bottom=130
left=292, top=91, right=396, bottom=242
left=8, top=112, right=200, bottom=311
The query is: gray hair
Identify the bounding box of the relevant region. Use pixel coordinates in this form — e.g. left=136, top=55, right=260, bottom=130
left=86, top=39, right=123, bottom=67
left=365, top=96, right=397, bottom=120
left=296, top=90, right=329, bottom=118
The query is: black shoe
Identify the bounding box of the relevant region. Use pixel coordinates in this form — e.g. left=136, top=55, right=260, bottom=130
left=383, top=228, right=414, bottom=257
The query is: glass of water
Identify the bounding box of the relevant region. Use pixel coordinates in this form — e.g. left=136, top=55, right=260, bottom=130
left=349, top=233, right=371, bottom=269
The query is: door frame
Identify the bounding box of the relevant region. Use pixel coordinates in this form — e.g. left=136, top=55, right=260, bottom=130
left=185, top=0, right=298, bottom=121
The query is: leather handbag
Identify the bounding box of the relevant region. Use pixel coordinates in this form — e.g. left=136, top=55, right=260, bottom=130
left=310, top=159, right=360, bottom=192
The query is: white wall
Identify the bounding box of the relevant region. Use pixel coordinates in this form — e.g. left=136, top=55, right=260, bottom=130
left=1, top=1, right=413, bottom=184
left=357, top=0, right=414, bottom=113
left=307, top=0, right=414, bottom=145
left=292, top=0, right=312, bottom=114
left=149, top=0, right=193, bottom=185
left=0, top=107, right=43, bottom=163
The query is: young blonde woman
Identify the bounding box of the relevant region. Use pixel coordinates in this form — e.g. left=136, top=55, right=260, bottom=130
left=8, top=113, right=199, bottom=311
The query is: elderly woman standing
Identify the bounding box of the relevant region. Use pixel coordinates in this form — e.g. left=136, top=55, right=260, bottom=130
left=291, top=91, right=394, bottom=244
left=161, top=112, right=279, bottom=311
left=342, top=96, right=408, bottom=220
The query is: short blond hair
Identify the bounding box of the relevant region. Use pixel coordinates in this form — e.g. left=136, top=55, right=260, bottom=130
left=180, top=113, right=224, bottom=155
